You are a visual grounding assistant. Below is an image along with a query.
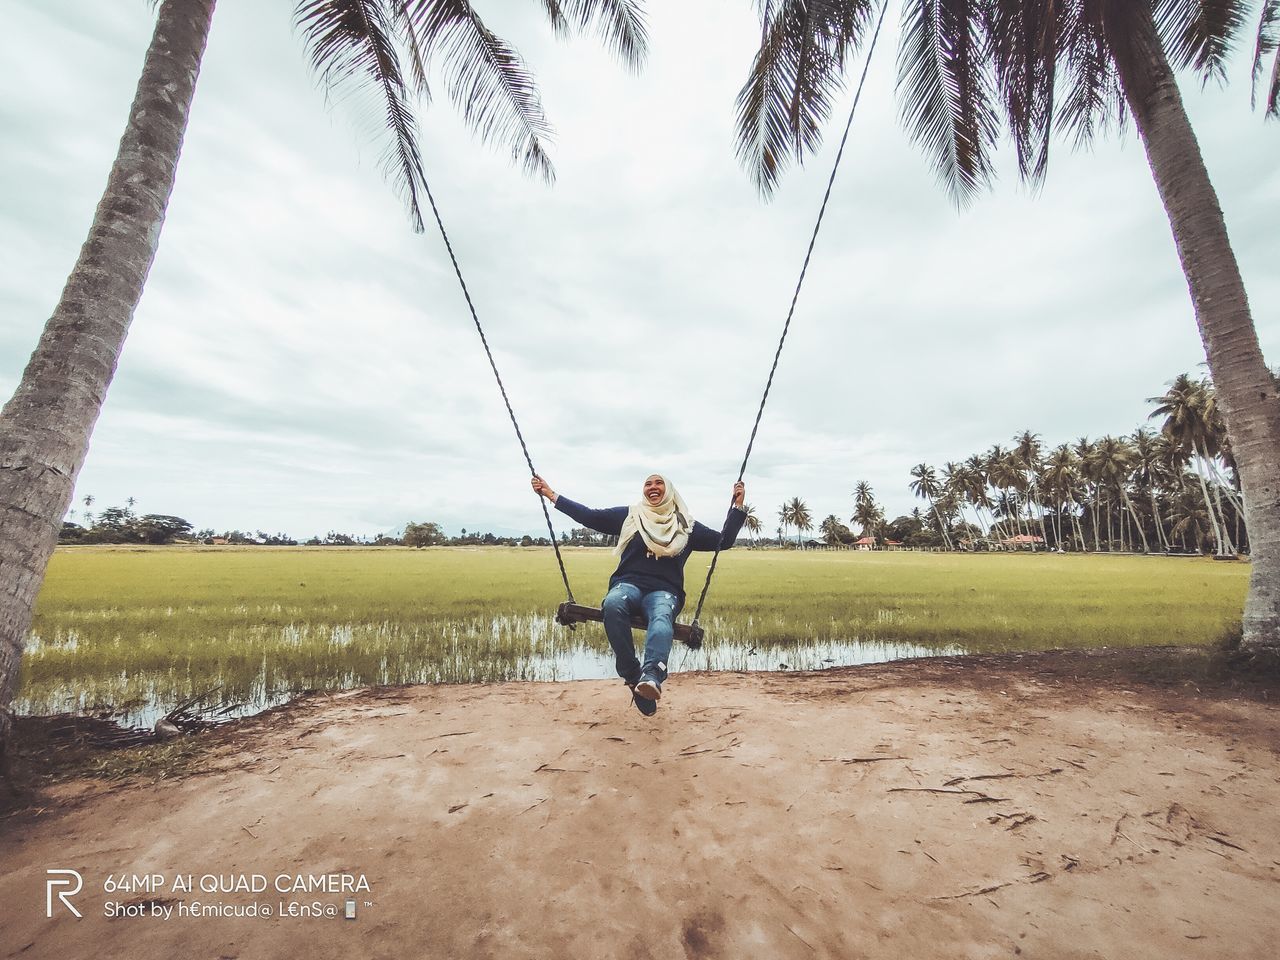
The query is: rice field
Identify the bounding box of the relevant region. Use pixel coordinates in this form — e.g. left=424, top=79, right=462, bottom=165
left=19, top=545, right=1249, bottom=725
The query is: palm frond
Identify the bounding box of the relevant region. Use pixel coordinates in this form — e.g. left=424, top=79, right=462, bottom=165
left=734, top=0, right=876, bottom=197
left=388, top=0, right=432, bottom=96
left=1253, top=0, right=1280, bottom=116
left=896, top=0, right=1000, bottom=205
left=1057, top=1, right=1126, bottom=147
left=295, top=0, right=428, bottom=230
left=984, top=0, right=1064, bottom=185
left=556, top=0, right=649, bottom=71
left=404, top=0, right=556, bottom=184
left=539, top=0, right=572, bottom=37
left=1154, top=0, right=1250, bottom=82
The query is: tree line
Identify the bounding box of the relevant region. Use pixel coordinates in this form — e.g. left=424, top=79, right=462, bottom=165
left=58, top=503, right=615, bottom=550
left=752, top=373, right=1267, bottom=554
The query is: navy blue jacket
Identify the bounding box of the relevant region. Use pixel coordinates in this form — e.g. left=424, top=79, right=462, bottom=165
left=555, top=496, right=747, bottom=609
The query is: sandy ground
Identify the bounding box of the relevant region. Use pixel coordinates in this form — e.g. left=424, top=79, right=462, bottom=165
left=2, top=654, right=1279, bottom=960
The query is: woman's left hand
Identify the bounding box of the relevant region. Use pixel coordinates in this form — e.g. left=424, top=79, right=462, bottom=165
left=732, top=481, right=746, bottom=508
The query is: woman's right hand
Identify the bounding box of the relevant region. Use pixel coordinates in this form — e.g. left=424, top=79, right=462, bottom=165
left=531, top=474, right=557, bottom=502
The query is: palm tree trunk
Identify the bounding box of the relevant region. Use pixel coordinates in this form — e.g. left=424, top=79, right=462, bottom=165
left=929, top=500, right=952, bottom=550
left=0, top=0, right=217, bottom=777
left=1106, top=3, right=1280, bottom=649
left=1122, top=489, right=1150, bottom=553
left=1149, top=489, right=1169, bottom=551
left=1190, top=448, right=1227, bottom=555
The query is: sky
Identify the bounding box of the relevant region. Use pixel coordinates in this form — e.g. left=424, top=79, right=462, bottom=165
left=2, top=1, right=1277, bottom=540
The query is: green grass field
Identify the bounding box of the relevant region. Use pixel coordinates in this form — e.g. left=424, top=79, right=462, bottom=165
left=20, top=545, right=1248, bottom=723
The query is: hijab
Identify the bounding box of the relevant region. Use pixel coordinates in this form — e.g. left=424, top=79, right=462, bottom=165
left=616, top=474, right=695, bottom=558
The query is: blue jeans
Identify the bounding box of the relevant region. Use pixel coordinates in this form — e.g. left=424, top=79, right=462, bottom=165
left=600, top=582, right=677, bottom=685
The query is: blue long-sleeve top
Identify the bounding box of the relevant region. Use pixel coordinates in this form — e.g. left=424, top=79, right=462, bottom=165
left=555, top=496, right=747, bottom=609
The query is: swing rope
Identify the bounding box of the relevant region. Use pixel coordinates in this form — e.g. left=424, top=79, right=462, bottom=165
left=421, top=0, right=888, bottom=631
left=688, top=0, right=890, bottom=631
left=419, top=172, right=575, bottom=604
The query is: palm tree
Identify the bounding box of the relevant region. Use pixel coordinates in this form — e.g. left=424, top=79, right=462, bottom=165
left=737, top=3, right=1278, bottom=650
left=0, top=0, right=648, bottom=773
left=789, top=496, right=813, bottom=547
left=777, top=503, right=792, bottom=545
left=986, top=445, right=1027, bottom=541
left=908, top=463, right=952, bottom=549
left=742, top=503, right=763, bottom=546
left=1149, top=374, right=1231, bottom=555
left=1013, top=430, right=1050, bottom=549
left=1040, top=444, right=1079, bottom=551
left=851, top=482, right=884, bottom=541
left=1132, top=428, right=1171, bottom=552
left=819, top=514, right=846, bottom=546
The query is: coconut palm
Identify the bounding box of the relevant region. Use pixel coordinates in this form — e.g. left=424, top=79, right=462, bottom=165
left=852, top=482, right=884, bottom=540
left=1149, top=374, right=1232, bottom=555
left=1132, top=427, right=1171, bottom=551
left=1040, top=444, right=1079, bottom=551
left=789, top=496, right=813, bottom=547
left=742, top=503, right=763, bottom=545
left=961, top=454, right=1000, bottom=539
left=1013, top=430, right=1050, bottom=548
left=986, top=445, right=1029, bottom=541
left=777, top=503, right=792, bottom=544
left=0, top=0, right=648, bottom=772
left=819, top=514, right=847, bottom=546
left=736, top=2, right=1278, bottom=649
left=908, top=463, right=952, bottom=549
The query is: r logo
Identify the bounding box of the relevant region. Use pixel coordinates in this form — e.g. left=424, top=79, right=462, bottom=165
left=45, top=869, right=83, bottom=918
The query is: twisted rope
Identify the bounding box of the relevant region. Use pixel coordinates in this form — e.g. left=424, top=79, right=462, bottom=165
left=420, top=172, right=575, bottom=603
left=690, top=0, right=889, bottom=628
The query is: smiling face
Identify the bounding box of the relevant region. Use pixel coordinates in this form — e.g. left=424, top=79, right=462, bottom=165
left=642, top=475, right=667, bottom=505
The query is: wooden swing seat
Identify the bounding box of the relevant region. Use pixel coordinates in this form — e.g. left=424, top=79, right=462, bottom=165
left=555, top=602, right=705, bottom=649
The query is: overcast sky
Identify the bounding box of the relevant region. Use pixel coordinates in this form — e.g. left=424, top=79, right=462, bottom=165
left=2, top=1, right=1276, bottom=540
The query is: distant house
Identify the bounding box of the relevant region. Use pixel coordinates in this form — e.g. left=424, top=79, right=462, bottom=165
left=854, top=536, right=877, bottom=551
left=1002, top=534, right=1045, bottom=549
left=210, top=537, right=229, bottom=545
left=883, top=539, right=904, bottom=550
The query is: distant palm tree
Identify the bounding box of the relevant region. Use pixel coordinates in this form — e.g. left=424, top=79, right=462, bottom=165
left=735, top=1, right=1279, bottom=653
left=851, top=482, right=883, bottom=541
left=1131, top=428, right=1170, bottom=552
left=0, top=0, right=648, bottom=770
left=1040, top=444, right=1079, bottom=551
left=908, top=464, right=951, bottom=549
left=1149, top=374, right=1231, bottom=555
left=789, top=496, right=813, bottom=547
left=819, top=514, right=845, bottom=546
left=986, top=446, right=1026, bottom=542
left=742, top=503, right=763, bottom=546
left=1013, top=430, right=1049, bottom=549
left=777, top=503, right=792, bottom=545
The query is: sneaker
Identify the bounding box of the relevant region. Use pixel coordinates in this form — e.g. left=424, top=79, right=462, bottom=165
left=627, top=682, right=657, bottom=717
left=634, top=676, right=662, bottom=701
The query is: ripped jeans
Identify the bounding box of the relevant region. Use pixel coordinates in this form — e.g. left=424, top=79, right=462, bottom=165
left=600, top=582, right=677, bottom=686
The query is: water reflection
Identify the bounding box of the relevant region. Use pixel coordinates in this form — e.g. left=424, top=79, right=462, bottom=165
left=16, top=614, right=965, bottom=728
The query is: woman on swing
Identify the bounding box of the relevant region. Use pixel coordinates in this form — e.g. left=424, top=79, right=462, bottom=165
left=532, top=474, right=747, bottom=716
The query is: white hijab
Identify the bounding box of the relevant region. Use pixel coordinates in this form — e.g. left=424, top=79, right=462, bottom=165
left=616, top=474, right=695, bottom=558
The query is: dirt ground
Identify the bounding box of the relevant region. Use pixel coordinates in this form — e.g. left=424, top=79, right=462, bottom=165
left=2, top=651, right=1278, bottom=960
